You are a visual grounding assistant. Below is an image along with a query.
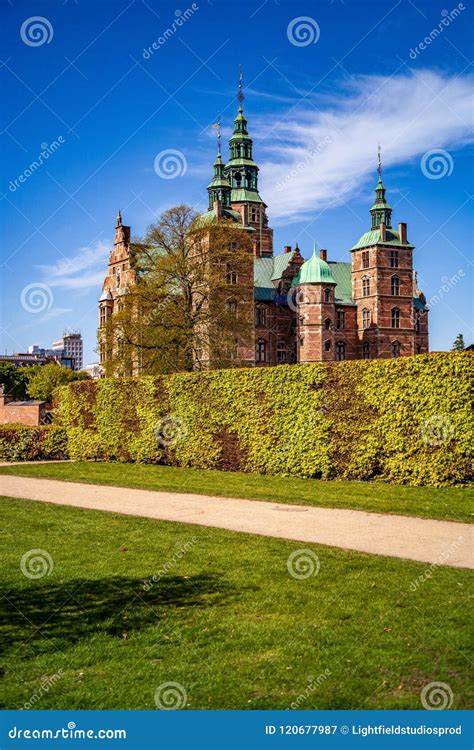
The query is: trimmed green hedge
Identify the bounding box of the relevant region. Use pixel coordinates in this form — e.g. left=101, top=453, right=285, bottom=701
left=56, top=353, right=473, bottom=486
left=0, top=424, right=68, bottom=462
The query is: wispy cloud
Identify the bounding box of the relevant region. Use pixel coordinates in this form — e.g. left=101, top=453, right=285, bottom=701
left=37, top=239, right=110, bottom=291
left=252, top=70, right=474, bottom=223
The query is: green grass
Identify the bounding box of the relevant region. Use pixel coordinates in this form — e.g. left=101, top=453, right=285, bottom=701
left=0, top=461, right=473, bottom=522
left=1, top=497, right=473, bottom=710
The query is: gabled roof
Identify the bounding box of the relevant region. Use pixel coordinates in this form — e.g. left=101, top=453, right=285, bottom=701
left=230, top=188, right=265, bottom=204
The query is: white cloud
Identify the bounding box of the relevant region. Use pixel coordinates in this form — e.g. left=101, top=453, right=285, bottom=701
left=251, top=70, right=474, bottom=223
left=37, top=239, right=110, bottom=290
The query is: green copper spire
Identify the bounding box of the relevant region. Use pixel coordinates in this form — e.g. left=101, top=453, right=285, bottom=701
left=370, top=145, right=392, bottom=229
left=291, top=241, right=336, bottom=286
left=224, top=68, right=264, bottom=204
left=207, top=117, right=232, bottom=210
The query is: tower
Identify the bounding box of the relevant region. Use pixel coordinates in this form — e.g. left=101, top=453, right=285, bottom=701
left=293, top=243, right=337, bottom=363
left=207, top=119, right=232, bottom=215
left=351, top=148, right=425, bottom=358
left=225, top=69, right=273, bottom=257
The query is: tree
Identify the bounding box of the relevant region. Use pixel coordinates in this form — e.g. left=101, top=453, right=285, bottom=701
left=27, top=364, right=90, bottom=402
left=103, top=205, right=254, bottom=376
left=451, top=333, right=465, bottom=352
left=0, top=363, right=35, bottom=400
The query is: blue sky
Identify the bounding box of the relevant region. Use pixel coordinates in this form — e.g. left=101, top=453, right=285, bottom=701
left=1, top=0, right=473, bottom=364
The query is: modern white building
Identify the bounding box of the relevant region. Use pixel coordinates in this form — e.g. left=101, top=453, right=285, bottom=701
left=52, top=332, right=83, bottom=371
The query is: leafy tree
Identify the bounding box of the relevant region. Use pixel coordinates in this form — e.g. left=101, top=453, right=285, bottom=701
left=27, top=364, right=90, bottom=402
left=451, top=333, right=465, bottom=352
left=0, top=363, right=35, bottom=400
left=102, top=205, right=254, bottom=375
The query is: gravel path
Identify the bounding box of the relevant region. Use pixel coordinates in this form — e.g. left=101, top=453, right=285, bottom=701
left=2, top=475, right=472, bottom=569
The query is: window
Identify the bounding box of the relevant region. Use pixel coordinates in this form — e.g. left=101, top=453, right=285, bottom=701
left=324, top=340, right=331, bottom=352
left=324, top=318, right=332, bottom=330
left=256, top=339, right=267, bottom=363
left=362, top=276, right=370, bottom=296
left=362, top=308, right=371, bottom=329
left=416, top=343, right=422, bottom=354
left=250, top=207, right=258, bottom=223
left=363, top=341, right=370, bottom=359
left=391, top=307, right=401, bottom=328
left=414, top=312, right=420, bottom=333
left=391, top=341, right=401, bottom=358
left=336, top=342, right=346, bottom=361
left=226, top=265, right=237, bottom=285
left=336, top=310, right=345, bottom=330
left=256, top=306, right=267, bottom=327
left=99, top=307, right=106, bottom=327
left=391, top=275, right=400, bottom=296
left=324, top=288, right=331, bottom=303
left=277, top=340, right=287, bottom=364
left=226, top=299, right=237, bottom=316
left=362, top=251, right=369, bottom=269
left=390, top=250, right=399, bottom=268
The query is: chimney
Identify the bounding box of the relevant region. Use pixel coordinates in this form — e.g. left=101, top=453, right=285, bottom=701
left=319, top=248, right=327, bottom=261
left=380, top=222, right=386, bottom=242
left=398, top=222, right=407, bottom=244
left=284, top=245, right=292, bottom=254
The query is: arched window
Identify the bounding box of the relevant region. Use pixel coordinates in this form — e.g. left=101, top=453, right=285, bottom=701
left=391, top=341, right=401, bottom=358
left=416, top=343, right=422, bottom=354
left=324, top=318, right=332, bottom=330
left=336, top=342, right=346, bottom=361
left=362, top=276, right=370, bottom=296
left=226, top=299, right=237, bottom=316
left=336, top=310, right=345, bottom=329
left=226, top=265, right=237, bottom=285
left=256, top=339, right=267, bottom=363
left=391, top=275, right=400, bottom=296
left=363, top=341, right=370, bottom=359
left=391, top=307, right=400, bottom=329
left=324, top=340, right=331, bottom=352
left=362, top=308, right=371, bottom=329
left=277, top=340, right=287, bottom=364
left=324, top=288, right=331, bottom=303
left=414, top=311, right=420, bottom=333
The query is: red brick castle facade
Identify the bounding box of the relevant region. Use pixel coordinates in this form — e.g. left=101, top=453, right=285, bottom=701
left=99, top=77, right=428, bottom=368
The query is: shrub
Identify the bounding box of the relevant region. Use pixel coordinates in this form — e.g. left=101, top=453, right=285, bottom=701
left=56, top=353, right=473, bottom=486
left=0, top=425, right=68, bottom=462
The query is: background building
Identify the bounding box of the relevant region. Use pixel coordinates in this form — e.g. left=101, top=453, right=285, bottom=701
left=51, top=332, right=83, bottom=371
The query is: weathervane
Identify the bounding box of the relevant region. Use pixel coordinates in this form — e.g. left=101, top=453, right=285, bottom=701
left=377, top=143, right=382, bottom=179
left=212, top=116, right=221, bottom=155
left=237, top=65, right=244, bottom=108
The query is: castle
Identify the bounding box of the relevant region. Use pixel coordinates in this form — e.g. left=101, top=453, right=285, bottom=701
left=99, top=77, right=429, bottom=368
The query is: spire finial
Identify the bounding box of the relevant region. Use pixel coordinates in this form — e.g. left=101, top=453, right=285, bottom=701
left=377, top=143, right=382, bottom=180
left=212, top=116, right=221, bottom=156
left=116, top=208, right=122, bottom=226
left=313, top=240, right=317, bottom=257
left=237, top=65, right=244, bottom=111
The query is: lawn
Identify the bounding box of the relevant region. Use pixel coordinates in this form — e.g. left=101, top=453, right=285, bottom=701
left=0, top=461, right=472, bottom=522
left=0, top=496, right=472, bottom=710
